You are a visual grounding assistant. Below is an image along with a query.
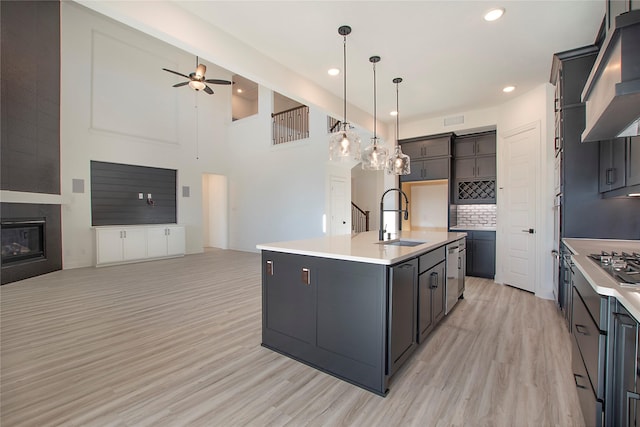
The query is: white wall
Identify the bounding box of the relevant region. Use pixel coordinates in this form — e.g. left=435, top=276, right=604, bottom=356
left=226, top=86, right=329, bottom=251
left=60, top=2, right=230, bottom=268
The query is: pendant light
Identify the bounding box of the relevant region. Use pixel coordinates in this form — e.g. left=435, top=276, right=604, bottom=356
left=329, top=26, right=361, bottom=162
left=387, top=77, right=410, bottom=175
left=361, top=56, right=389, bottom=170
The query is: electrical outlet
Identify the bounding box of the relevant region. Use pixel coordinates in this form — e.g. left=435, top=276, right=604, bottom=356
left=138, top=193, right=143, bottom=199
left=147, top=193, right=152, bottom=199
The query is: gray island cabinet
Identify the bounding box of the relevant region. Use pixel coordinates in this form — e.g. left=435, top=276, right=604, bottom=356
left=257, top=230, right=466, bottom=396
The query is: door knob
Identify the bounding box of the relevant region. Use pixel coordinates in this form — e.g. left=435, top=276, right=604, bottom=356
left=521, top=228, right=535, bottom=234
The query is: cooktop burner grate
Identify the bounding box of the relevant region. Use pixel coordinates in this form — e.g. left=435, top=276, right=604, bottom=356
left=589, top=251, right=640, bottom=286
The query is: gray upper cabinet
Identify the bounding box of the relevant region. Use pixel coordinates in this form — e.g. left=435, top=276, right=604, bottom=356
left=628, top=136, right=640, bottom=187
left=599, top=138, right=626, bottom=193
left=400, top=133, right=453, bottom=183
left=401, top=136, right=451, bottom=159
left=454, top=134, right=496, bottom=158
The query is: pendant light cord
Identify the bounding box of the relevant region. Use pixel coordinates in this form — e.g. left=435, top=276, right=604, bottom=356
left=342, top=34, right=347, bottom=127
left=373, top=61, right=377, bottom=139
left=395, top=80, right=400, bottom=143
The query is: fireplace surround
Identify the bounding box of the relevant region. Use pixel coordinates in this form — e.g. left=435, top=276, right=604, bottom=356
left=0, top=203, right=61, bottom=285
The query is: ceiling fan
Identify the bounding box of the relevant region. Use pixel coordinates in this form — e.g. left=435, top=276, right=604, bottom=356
left=162, top=57, right=232, bottom=95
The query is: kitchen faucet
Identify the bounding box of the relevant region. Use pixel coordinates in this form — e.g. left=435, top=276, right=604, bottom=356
left=379, top=188, right=409, bottom=241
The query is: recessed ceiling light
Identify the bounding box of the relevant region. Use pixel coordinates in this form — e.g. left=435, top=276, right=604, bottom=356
left=503, top=85, right=516, bottom=93
left=328, top=68, right=340, bottom=76
left=390, top=111, right=398, bottom=116
left=237, top=88, right=243, bottom=93
left=484, top=8, right=505, bottom=22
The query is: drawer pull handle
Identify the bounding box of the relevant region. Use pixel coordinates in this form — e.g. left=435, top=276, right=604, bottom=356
left=574, top=373, right=587, bottom=389
left=302, top=268, right=310, bottom=285
left=430, top=271, right=438, bottom=289
left=266, top=260, right=273, bottom=276
left=574, top=324, right=589, bottom=336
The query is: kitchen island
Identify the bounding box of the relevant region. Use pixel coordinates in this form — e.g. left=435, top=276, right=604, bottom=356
left=257, top=230, right=466, bottom=396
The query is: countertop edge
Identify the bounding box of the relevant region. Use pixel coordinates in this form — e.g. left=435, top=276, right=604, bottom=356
left=257, top=232, right=467, bottom=266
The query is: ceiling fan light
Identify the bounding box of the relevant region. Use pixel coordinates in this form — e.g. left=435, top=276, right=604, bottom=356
left=189, top=80, right=206, bottom=91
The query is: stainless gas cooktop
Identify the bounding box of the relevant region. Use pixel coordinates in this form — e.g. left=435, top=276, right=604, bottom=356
left=589, top=251, right=640, bottom=286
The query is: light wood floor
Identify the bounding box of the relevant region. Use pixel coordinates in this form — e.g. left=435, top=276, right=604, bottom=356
left=1, top=249, right=584, bottom=426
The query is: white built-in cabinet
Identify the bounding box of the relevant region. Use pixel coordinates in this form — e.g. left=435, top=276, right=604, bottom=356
left=146, top=226, right=186, bottom=259
left=95, top=225, right=185, bottom=266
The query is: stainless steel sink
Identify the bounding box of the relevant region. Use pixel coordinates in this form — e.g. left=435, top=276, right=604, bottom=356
left=377, top=240, right=426, bottom=247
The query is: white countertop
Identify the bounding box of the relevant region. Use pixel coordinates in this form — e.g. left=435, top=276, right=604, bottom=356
left=257, top=230, right=467, bottom=265
left=564, top=238, right=640, bottom=320
left=449, top=226, right=496, bottom=231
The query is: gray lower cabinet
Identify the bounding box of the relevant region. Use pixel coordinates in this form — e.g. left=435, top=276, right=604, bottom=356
left=608, top=300, right=640, bottom=426
left=262, top=251, right=389, bottom=395
left=460, top=231, right=495, bottom=278
left=388, top=259, right=418, bottom=376
left=418, top=259, right=445, bottom=343
left=571, top=267, right=609, bottom=426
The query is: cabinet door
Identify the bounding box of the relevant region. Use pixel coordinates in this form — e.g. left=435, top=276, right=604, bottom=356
left=609, top=306, right=639, bottom=427
left=599, top=139, right=627, bottom=192
left=264, top=252, right=316, bottom=344
left=431, top=261, right=446, bottom=325
left=400, top=142, right=424, bottom=159
left=454, top=139, right=475, bottom=157
left=122, top=228, right=147, bottom=261
left=402, top=160, right=424, bottom=182
left=147, top=227, right=168, bottom=258
left=471, top=238, right=495, bottom=279
left=96, top=229, right=124, bottom=264
left=454, top=158, right=476, bottom=179
left=166, top=226, right=185, bottom=256
left=475, top=156, right=496, bottom=179
left=388, top=259, right=417, bottom=376
left=424, top=137, right=450, bottom=157
left=475, top=134, right=496, bottom=156
left=628, top=136, right=640, bottom=186
left=418, top=270, right=434, bottom=342
left=424, top=157, right=449, bottom=180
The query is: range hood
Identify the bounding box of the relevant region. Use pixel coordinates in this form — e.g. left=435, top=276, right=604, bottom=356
left=582, top=10, right=640, bottom=142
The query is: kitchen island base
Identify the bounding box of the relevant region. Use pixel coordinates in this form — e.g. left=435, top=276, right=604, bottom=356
left=259, top=230, right=467, bottom=395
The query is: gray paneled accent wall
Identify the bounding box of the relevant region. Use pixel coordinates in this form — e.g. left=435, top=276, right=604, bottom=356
left=0, top=1, right=60, bottom=194
left=90, top=161, right=177, bottom=226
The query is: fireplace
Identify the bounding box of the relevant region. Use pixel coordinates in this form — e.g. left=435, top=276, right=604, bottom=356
left=1, top=203, right=61, bottom=285
left=1, top=219, right=46, bottom=265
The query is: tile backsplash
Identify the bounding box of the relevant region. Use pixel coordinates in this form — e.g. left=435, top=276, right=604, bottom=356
left=455, top=204, right=497, bottom=227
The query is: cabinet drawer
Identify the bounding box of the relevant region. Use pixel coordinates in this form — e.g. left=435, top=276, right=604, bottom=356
left=572, top=288, right=607, bottom=398
left=419, top=246, right=446, bottom=274
left=572, top=334, right=604, bottom=427
left=573, top=266, right=608, bottom=329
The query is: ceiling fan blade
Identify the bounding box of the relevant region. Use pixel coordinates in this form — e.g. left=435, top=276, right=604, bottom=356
left=203, top=85, right=214, bottom=95
left=162, top=68, right=190, bottom=79
left=204, top=79, right=232, bottom=85
left=172, top=81, right=189, bottom=88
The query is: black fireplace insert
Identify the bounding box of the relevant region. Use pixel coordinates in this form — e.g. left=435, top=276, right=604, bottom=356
left=1, top=219, right=46, bottom=265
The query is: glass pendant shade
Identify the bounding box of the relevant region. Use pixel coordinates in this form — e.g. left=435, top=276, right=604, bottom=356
left=387, top=145, right=410, bottom=175
left=361, top=137, right=388, bottom=170
left=329, top=122, right=361, bottom=161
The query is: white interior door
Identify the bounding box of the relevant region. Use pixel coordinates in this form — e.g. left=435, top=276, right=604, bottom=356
left=502, top=123, right=538, bottom=293
left=329, top=176, right=350, bottom=235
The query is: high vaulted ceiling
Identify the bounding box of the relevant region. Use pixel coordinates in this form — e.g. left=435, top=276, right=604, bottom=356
left=173, top=1, right=604, bottom=124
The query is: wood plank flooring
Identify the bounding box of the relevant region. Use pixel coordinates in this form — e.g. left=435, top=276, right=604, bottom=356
left=1, top=249, right=584, bottom=426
